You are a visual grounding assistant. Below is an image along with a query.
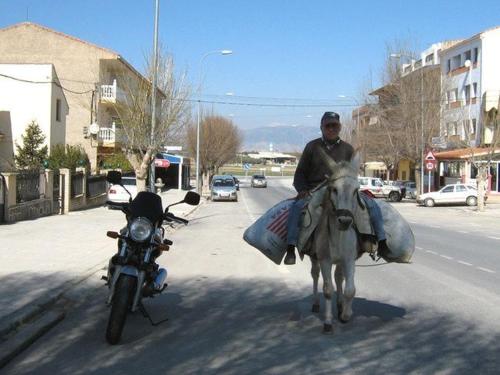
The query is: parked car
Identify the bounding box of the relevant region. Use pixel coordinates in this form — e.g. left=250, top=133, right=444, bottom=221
left=230, top=175, right=240, bottom=190
left=358, top=177, right=404, bottom=202
left=417, top=183, right=486, bottom=207
left=403, top=181, right=417, bottom=199
left=211, top=175, right=238, bottom=202
left=107, top=176, right=138, bottom=203
left=251, top=174, right=267, bottom=188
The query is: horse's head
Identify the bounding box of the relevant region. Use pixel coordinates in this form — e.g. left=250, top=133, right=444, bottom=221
left=320, top=150, right=364, bottom=231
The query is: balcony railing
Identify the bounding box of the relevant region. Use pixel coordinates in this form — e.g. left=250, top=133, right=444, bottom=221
left=100, top=79, right=126, bottom=103
left=98, top=123, right=126, bottom=144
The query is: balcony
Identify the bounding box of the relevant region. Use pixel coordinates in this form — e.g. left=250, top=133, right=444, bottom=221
left=98, top=123, right=126, bottom=145
left=100, top=79, right=126, bottom=104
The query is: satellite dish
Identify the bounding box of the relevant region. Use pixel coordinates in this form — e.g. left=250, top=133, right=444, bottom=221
left=89, top=123, right=100, bottom=135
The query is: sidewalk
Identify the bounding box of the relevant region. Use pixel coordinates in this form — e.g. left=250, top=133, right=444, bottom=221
left=0, top=188, right=202, bottom=335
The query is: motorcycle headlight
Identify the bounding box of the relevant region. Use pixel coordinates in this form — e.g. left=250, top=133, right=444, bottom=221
left=129, top=217, right=153, bottom=242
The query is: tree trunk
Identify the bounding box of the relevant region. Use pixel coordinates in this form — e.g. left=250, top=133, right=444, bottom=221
left=477, top=165, right=488, bottom=212
left=415, top=167, right=423, bottom=196
left=127, top=149, right=153, bottom=193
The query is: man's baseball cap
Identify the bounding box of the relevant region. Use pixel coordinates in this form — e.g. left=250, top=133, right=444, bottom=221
left=321, top=111, right=341, bottom=126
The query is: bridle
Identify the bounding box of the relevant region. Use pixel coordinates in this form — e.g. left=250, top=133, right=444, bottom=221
left=325, top=174, right=360, bottom=231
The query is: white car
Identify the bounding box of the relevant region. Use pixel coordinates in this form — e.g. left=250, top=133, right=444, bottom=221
left=417, top=183, right=485, bottom=207
left=107, top=176, right=138, bottom=203
left=358, top=177, right=404, bottom=202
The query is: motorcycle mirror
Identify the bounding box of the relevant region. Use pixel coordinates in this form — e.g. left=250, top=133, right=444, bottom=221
left=184, top=191, right=200, bottom=206
left=107, top=231, right=119, bottom=239
left=106, top=171, right=122, bottom=185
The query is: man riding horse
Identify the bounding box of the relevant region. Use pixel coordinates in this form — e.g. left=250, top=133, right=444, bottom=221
left=284, top=111, right=391, bottom=265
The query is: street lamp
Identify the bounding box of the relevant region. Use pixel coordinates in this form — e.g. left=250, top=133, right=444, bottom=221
left=195, top=49, right=233, bottom=193
left=390, top=53, right=425, bottom=194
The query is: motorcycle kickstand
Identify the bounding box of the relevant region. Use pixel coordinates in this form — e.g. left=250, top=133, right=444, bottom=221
left=138, top=301, right=169, bottom=326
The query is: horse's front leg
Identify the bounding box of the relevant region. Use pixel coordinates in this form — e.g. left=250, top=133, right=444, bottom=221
left=339, top=256, right=356, bottom=323
left=334, top=264, right=344, bottom=321
left=310, top=256, right=320, bottom=313
left=319, top=260, right=334, bottom=333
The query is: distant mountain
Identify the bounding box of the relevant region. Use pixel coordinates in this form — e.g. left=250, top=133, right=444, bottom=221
left=242, top=125, right=320, bottom=152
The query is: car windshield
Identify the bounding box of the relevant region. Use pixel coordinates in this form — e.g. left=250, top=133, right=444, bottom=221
left=253, top=175, right=265, bottom=179
left=213, top=179, right=235, bottom=187
left=121, top=178, right=136, bottom=186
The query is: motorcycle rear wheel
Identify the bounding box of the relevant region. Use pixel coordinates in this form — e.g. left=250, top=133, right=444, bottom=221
left=106, top=274, right=137, bottom=345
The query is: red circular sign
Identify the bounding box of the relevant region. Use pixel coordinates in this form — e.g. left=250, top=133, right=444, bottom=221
left=425, top=161, right=436, bottom=171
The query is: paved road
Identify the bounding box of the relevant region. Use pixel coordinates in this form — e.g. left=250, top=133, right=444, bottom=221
left=4, top=178, right=500, bottom=374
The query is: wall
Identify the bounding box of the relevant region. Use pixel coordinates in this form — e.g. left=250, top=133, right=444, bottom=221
left=481, top=28, right=500, bottom=111
left=0, top=111, right=14, bottom=171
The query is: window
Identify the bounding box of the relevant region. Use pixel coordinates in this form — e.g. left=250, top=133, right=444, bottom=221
left=452, top=54, right=461, bottom=69
left=472, top=119, right=477, bottom=134
left=442, top=186, right=454, bottom=193
left=456, top=185, right=467, bottom=192
left=447, top=59, right=451, bottom=73
left=464, top=50, right=472, bottom=63
left=425, top=54, right=434, bottom=64
left=473, top=47, right=479, bottom=63
left=473, top=82, right=477, bottom=98
left=414, top=59, right=422, bottom=69
left=464, top=85, right=471, bottom=102
left=56, top=99, right=61, bottom=122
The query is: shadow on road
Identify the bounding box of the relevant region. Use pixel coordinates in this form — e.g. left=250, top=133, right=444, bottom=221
left=4, top=274, right=499, bottom=375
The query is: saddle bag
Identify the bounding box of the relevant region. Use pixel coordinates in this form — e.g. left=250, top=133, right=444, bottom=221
left=243, top=199, right=295, bottom=265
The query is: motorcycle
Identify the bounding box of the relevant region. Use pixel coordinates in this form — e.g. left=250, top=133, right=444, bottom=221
left=103, top=171, right=200, bottom=344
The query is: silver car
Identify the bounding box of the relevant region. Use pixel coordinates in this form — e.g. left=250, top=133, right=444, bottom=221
left=211, top=175, right=238, bottom=202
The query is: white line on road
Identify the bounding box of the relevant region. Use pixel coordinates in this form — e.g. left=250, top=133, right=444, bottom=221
left=458, top=261, right=473, bottom=266
left=429, top=225, right=441, bottom=229
left=458, top=231, right=469, bottom=234
left=440, top=255, right=453, bottom=260
left=426, top=250, right=438, bottom=255
left=488, top=236, right=500, bottom=240
left=477, top=267, right=495, bottom=274
left=416, top=246, right=423, bottom=250
left=240, top=188, right=257, bottom=223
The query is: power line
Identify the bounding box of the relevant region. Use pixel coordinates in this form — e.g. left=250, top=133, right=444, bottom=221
left=0, top=73, right=94, bottom=95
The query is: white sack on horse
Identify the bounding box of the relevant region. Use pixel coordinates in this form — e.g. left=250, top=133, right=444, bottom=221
left=243, top=199, right=295, bottom=265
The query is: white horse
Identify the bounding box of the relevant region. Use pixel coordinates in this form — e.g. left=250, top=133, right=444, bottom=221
left=310, top=152, right=366, bottom=333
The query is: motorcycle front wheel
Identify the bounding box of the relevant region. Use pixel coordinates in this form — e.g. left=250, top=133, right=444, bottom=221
left=105, top=274, right=137, bottom=345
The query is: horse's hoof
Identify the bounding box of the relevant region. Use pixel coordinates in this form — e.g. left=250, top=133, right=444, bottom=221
left=312, top=304, right=320, bottom=313
left=339, top=316, right=350, bottom=324
left=323, top=323, right=334, bottom=334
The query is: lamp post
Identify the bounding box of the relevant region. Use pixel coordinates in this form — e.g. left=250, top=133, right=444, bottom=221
left=195, top=49, right=232, bottom=193
left=390, top=53, right=425, bottom=194
left=149, top=0, right=160, bottom=192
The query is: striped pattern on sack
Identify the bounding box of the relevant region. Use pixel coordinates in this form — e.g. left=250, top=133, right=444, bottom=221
left=266, top=207, right=289, bottom=241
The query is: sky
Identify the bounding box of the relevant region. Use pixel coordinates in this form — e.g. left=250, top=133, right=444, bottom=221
left=1, top=0, right=499, bottom=130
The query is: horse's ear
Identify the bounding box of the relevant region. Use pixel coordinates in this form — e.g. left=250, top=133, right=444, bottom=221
left=318, top=147, right=337, bottom=173
left=350, top=151, right=361, bottom=173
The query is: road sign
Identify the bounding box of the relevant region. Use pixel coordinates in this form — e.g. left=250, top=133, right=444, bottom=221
left=425, top=151, right=436, bottom=161
left=425, top=160, right=437, bottom=171
left=154, top=159, right=170, bottom=168
left=243, top=163, right=251, bottom=170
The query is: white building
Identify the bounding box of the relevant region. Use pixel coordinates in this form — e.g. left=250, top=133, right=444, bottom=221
left=0, top=64, right=68, bottom=170
left=401, top=41, right=461, bottom=76
left=440, top=26, right=500, bottom=148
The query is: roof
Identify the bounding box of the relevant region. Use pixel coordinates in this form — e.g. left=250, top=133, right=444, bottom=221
left=438, top=25, right=500, bottom=55
left=247, top=152, right=296, bottom=159
left=434, top=147, right=500, bottom=160
left=0, top=22, right=163, bottom=96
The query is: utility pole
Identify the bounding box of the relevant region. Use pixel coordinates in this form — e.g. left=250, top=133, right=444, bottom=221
left=149, top=0, right=160, bottom=192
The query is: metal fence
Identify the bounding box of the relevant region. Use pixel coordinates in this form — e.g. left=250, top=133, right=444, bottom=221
left=87, top=175, right=107, bottom=198
left=16, top=170, right=41, bottom=203
left=71, top=172, right=84, bottom=198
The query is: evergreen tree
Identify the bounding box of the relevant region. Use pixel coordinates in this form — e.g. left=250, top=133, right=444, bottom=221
left=15, top=121, right=48, bottom=169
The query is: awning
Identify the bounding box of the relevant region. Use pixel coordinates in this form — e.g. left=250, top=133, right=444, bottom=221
left=157, top=153, right=182, bottom=164
left=434, top=147, right=500, bottom=160
left=364, top=162, right=387, bottom=170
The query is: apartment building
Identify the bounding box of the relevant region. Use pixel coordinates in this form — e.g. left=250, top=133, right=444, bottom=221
left=0, top=22, right=156, bottom=171
left=0, top=64, right=68, bottom=171
left=436, top=26, right=500, bottom=193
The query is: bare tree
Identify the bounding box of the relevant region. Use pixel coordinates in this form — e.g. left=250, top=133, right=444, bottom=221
left=186, top=114, right=242, bottom=194
left=112, top=49, right=191, bottom=191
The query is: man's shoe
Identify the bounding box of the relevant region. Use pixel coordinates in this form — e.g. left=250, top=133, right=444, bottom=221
left=284, top=246, right=296, bottom=265
left=377, top=240, right=392, bottom=261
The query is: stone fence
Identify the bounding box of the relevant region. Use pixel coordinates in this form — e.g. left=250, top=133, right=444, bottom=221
left=0, top=168, right=108, bottom=223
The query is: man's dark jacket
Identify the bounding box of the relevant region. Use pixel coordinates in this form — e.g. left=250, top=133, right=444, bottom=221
left=293, top=137, right=354, bottom=193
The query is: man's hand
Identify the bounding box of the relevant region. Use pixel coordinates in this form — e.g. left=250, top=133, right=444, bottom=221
left=296, top=190, right=310, bottom=200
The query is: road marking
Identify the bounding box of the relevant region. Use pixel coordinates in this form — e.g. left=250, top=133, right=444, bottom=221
left=416, top=246, right=423, bottom=250
left=429, top=225, right=441, bottom=229
left=477, top=267, right=495, bottom=274
left=458, top=261, right=473, bottom=266
left=440, top=255, right=453, bottom=260
left=488, top=236, right=500, bottom=240
left=426, top=250, right=438, bottom=255
left=409, top=221, right=418, bottom=224
left=458, top=231, right=469, bottom=234
left=240, top=188, right=257, bottom=223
